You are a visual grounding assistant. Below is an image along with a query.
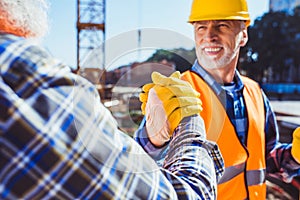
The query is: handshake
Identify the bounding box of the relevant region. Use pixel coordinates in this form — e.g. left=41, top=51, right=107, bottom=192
left=139, top=71, right=202, bottom=147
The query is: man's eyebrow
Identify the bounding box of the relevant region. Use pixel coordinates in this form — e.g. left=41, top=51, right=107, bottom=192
left=194, top=20, right=234, bottom=24
left=215, top=20, right=234, bottom=24
left=194, top=21, right=208, bottom=25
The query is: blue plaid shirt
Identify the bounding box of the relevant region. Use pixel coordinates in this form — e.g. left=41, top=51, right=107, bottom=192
left=0, top=34, right=224, bottom=199
left=135, top=60, right=300, bottom=183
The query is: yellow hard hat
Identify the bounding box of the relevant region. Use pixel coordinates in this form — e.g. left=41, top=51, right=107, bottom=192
left=188, top=0, right=251, bottom=27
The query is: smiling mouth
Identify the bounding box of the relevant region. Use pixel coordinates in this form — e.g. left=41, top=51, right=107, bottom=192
left=204, top=47, right=222, bottom=53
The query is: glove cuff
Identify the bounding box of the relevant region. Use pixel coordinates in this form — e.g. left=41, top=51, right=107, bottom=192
left=146, top=123, right=170, bottom=147
left=292, top=127, right=300, bottom=163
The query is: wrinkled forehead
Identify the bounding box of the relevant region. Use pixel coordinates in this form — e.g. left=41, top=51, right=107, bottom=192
left=193, top=20, right=246, bottom=28
left=193, top=20, right=243, bottom=25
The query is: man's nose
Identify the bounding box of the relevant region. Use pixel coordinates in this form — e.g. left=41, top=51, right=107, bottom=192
left=204, top=26, right=218, bottom=41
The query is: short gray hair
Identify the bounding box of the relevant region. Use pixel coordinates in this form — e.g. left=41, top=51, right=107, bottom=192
left=0, top=0, right=50, bottom=38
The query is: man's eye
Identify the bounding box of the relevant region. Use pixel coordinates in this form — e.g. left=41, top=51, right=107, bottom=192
left=197, top=26, right=206, bottom=30
left=218, top=24, right=229, bottom=28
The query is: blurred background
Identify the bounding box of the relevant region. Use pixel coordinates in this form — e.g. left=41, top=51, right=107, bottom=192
left=43, top=1, right=300, bottom=199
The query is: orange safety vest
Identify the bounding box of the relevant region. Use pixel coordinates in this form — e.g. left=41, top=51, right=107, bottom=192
left=182, top=71, right=266, bottom=200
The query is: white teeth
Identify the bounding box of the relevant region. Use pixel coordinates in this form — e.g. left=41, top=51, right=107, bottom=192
left=205, top=47, right=221, bottom=52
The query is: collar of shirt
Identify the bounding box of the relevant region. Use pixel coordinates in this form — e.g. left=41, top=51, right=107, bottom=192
left=190, top=60, right=245, bottom=95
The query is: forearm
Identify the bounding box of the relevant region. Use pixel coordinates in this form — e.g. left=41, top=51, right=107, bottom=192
left=73, top=112, right=221, bottom=199
left=264, top=93, right=300, bottom=180
left=266, top=143, right=300, bottom=182
left=135, top=115, right=224, bottom=198
left=52, top=95, right=219, bottom=199
left=163, top=115, right=224, bottom=198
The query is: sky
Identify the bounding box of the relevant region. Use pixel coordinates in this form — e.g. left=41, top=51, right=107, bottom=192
left=43, top=0, right=269, bottom=70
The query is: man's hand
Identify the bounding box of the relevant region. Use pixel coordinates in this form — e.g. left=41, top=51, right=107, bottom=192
left=292, top=127, right=300, bottom=163
left=139, top=71, right=202, bottom=147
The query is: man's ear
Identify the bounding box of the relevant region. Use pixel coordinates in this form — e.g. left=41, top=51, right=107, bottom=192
left=240, top=29, right=248, bottom=47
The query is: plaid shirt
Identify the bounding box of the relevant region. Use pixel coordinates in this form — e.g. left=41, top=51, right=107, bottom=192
left=0, top=33, right=223, bottom=200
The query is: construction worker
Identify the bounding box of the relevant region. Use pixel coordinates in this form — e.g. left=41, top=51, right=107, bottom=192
left=0, top=0, right=225, bottom=199
left=136, top=0, right=300, bottom=199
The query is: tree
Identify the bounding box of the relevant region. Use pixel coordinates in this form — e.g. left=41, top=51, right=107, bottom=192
left=239, top=10, right=300, bottom=83
left=146, top=48, right=196, bottom=72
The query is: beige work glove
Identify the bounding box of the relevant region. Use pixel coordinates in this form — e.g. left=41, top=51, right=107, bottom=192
left=139, top=71, right=202, bottom=147
left=292, top=127, right=300, bottom=163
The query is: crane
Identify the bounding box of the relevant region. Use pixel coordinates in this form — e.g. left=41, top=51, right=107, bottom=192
left=76, top=0, right=106, bottom=85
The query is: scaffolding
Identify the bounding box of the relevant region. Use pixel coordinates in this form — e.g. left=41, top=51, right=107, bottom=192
left=76, top=0, right=105, bottom=83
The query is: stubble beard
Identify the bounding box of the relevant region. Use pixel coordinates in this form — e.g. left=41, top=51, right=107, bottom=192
left=195, top=35, right=243, bottom=70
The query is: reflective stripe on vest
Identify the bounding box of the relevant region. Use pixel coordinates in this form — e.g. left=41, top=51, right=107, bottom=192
left=182, top=71, right=266, bottom=199
left=219, top=163, right=245, bottom=184
left=219, top=163, right=265, bottom=185
left=246, top=169, right=266, bottom=186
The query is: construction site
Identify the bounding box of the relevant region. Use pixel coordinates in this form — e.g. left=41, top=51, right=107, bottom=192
left=74, top=1, right=300, bottom=199
left=75, top=0, right=178, bottom=135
